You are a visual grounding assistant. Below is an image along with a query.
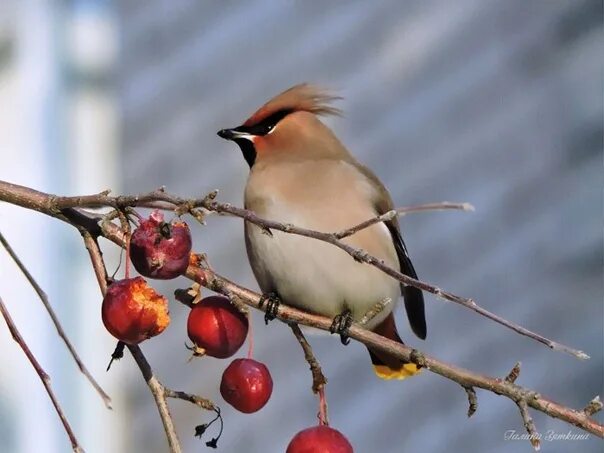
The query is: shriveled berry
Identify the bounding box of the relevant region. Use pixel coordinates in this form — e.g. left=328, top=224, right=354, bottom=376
left=130, top=210, right=192, bottom=279
left=101, top=277, right=170, bottom=344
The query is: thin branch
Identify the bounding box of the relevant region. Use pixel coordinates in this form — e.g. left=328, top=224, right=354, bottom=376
left=289, top=324, right=327, bottom=394
left=128, top=344, right=182, bottom=453
left=83, top=231, right=183, bottom=453
left=504, top=362, right=522, bottom=384
left=0, top=180, right=601, bottom=439
left=517, top=399, right=541, bottom=451
left=334, top=202, right=475, bottom=239
left=290, top=324, right=329, bottom=425
left=10, top=182, right=587, bottom=360
left=358, top=297, right=392, bottom=327
left=194, top=268, right=604, bottom=438
left=0, top=296, right=84, bottom=452
left=164, top=389, right=216, bottom=411
left=81, top=232, right=110, bottom=293
left=202, top=200, right=589, bottom=360
left=464, top=386, right=478, bottom=418
left=0, top=229, right=112, bottom=408
left=583, top=396, right=603, bottom=417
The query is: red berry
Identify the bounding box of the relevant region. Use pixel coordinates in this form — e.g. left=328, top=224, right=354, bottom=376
left=101, top=277, right=170, bottom=345
left=220, top=358, right=272, bottom=413
left=130, top=210, right=192, bottom=279
left=286, top=426, right=353, bottom=453
left=187, top=296, right=248, bottom=359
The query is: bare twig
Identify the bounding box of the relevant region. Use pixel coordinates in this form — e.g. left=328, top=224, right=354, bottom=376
left=0, top=181, right=601, bottom=439
left=335, top=202, right=475, bottom=239
left=289, top=324, right=327, bottom=394
left=0, top=229, right=112, bottom=408
left=464, top=386, right=478, bottom=418
left=583, top=396, right=603, bottom=417
left=128, top=344, right=182, bottom=453
left=358, top=297, right=392, bottom=327
left=517, top=399, right=541, bottom=451
left=83, top=231, right=183, bottom=453
left=15, top=183, right=587, bottom=360
left=202, top=200, right=589, bottom=360
left=81, top=233, right=110, bottom=293
left=194, top=269, right=604, bottom=438
left=290, top=324, right=329, bottom=424
left=0, top=296, right=84, bottom=452
left=504, top=362, right=521, bottom=384
left=164, top=389, right=216, bottom=411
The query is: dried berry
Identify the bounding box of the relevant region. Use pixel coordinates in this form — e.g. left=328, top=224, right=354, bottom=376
left=130, top=210, right=192, bottom=279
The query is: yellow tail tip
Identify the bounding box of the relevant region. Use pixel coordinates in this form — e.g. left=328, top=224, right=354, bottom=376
left=373, top=363, right=421, bottom=380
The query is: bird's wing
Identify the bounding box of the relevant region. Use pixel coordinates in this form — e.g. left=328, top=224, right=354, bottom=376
left=384, top=221, right=427, bottom=339
left=353, top=162, right=427, bottom=339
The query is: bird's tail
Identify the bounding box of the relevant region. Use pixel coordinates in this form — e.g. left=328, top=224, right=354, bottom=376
left=367, top=313, right=421, bottom=380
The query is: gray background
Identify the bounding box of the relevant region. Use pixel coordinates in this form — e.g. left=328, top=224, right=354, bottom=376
left=1, top=1, right=601, bottom=453
left=117, top=0, right=604, bottom=452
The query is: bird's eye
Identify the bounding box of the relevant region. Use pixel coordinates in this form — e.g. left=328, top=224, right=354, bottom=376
left=263, top=124, right=275, bottom=135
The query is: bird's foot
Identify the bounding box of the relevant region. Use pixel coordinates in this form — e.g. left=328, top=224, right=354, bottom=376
left=330, top=309, right=353, bottom=345
left=258, top=292, right=281, bottom=325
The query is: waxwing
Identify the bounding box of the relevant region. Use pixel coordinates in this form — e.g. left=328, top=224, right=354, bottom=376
left=218, top=84, right=426, bottom=379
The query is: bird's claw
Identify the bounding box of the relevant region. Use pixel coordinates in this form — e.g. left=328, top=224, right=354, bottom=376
left=259, top=292, right=281, bottom=324
left=330, top=309, right=353, bottom=345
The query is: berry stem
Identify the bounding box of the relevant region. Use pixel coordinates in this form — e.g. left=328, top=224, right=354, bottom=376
left=318, top=387, right=329, bottom=426
left=246, top=311, right=254, bottom=359
left=129, top=208, right=145, bottom=221
left=124, top=233, right=131, bottom=279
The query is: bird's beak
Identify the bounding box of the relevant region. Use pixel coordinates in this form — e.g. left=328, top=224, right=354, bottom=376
left=217, top=128, right=254, bottom=142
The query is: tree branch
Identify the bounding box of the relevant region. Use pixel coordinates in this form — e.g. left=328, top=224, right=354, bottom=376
left=517, top=398, right=541, bottom=451
left=464, top=386, right=478, bottom=418
left=193, top=267, right=604, bottom=438
left=81, top=227, right=217, bottom=452
left=127, top=344, right=182, bottom=453
left=201, top=200, right=588, bottom=360
left=290, top=323, right=329, bottom=425
left=0, top=230, right=112, bottom=408
left=0, top=180, right=601, bottom=446
left=334, top=201, right=474, bottom=239
left=20, top=182, right=587, bottom=360
left=164, top=389, right=216, bottom=411
left=0, top=296, right=84, bottom=452
left=289, top=324, right=327, bottom=395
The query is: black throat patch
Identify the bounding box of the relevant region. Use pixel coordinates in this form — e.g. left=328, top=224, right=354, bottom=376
left=234, top=138, right=256, bottom=167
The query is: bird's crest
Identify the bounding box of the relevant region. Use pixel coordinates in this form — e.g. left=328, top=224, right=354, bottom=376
left=243, top=83, right=342, bottom=127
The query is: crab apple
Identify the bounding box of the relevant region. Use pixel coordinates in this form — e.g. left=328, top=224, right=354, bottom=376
left=102, top=277, right=170, bottom=344
left=220, top=358, right=273, bottom=413
left=130, top=210, right=192, bottom=279
left=187, top=296, right=248, bottom=359
left=286, top=425, right=353, bottom=453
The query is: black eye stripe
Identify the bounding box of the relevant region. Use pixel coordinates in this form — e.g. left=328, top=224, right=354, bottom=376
left=236, top=109, right=293, bottom=136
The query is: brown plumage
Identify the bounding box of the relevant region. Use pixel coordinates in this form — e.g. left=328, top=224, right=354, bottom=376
left=218, top=83, right=426, bottom=380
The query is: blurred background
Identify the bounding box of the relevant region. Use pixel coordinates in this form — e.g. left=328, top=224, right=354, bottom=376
left=0, top=1, right=602, bottom=452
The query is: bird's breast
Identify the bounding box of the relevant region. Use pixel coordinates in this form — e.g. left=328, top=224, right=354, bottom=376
left=244, top=160, right=400, bottom=327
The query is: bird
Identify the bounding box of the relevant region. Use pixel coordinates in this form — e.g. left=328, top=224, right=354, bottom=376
left=217, top=83, right=426, bottom=380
